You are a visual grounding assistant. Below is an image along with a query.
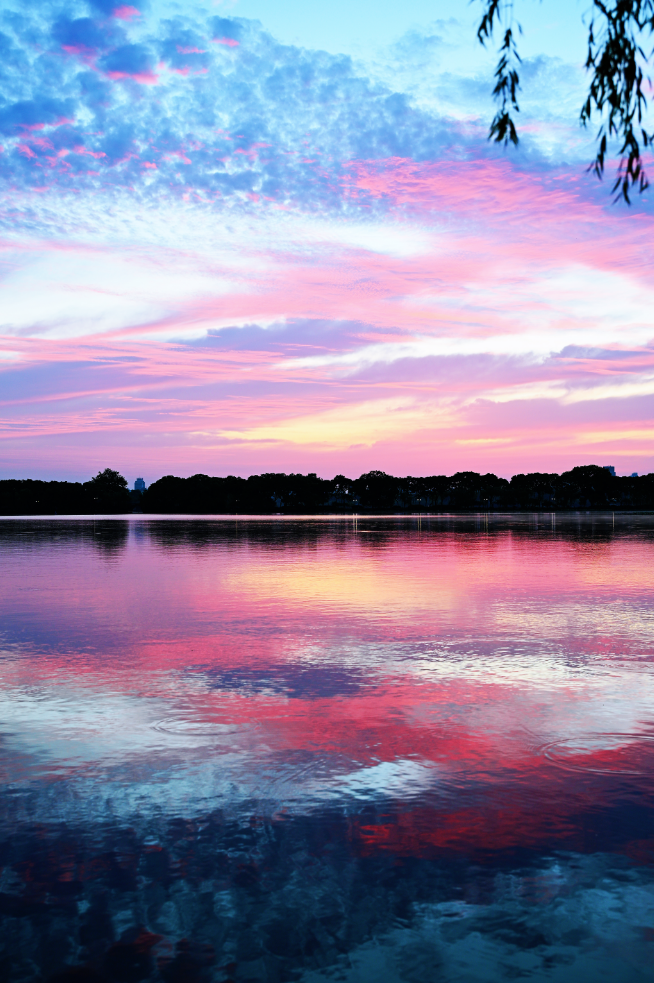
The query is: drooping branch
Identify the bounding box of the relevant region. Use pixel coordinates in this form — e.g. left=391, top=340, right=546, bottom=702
left=581, top=0, right=653, bottom=201
left=478, top=1, right=522, bottom=146
left=478, top=0, right=654, bottom=202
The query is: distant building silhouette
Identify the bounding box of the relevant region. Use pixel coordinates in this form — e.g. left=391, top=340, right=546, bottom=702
left=603, top=466, right=616, bottom=476
left=631, top=472, right=639, bottom=477
left=134, top=477, right=146, bottom=492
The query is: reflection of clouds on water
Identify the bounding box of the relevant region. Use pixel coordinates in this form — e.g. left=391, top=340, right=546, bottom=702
left=2, top=522, right=654, bottom=662
left=2, top=623, right=654, bottom=762
left=332, top=759, right=441, bottom=799
left=2, top=661, right=654, bottom=834
left=493, top=598, right=654, bottom=644
left=0, top=692, right=445, bottom=823
left=2, top=520, right=654, bottom=980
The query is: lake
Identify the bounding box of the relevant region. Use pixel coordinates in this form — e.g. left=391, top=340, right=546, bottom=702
left=1, top=515, right=654, bottom=982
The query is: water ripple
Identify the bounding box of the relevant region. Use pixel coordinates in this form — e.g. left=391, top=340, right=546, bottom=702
left=542, top=733, right=654, bottom=775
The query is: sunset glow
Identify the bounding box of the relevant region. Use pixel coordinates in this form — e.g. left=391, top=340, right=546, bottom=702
left=0, top=0, right=653, bottom=480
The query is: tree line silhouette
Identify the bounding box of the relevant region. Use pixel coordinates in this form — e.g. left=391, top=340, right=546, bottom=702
left=1, top=465, right=654, bottom=514
left=0, top=468, right=137, bottom=515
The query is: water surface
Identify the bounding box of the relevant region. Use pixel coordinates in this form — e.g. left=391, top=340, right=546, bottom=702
left=2, top=515, right=654, bottom=982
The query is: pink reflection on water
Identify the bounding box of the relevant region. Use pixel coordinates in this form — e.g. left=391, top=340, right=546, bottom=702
left=1, top=519, right=654, bottom=861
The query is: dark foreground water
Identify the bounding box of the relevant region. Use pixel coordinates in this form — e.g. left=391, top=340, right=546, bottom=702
left=1, top=515, right=654, bottom=983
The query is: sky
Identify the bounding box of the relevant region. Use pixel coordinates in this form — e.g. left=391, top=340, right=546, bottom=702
left=0, top=0, right=653, bottom=483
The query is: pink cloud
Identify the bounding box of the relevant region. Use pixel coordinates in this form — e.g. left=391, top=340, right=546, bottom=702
left=168, top=66, right=209, bottom=77
left=30, top=137, right=54, bottom=150
left=45, top=149, right=72, bottom=168
left=105, top=69, right=159, bottom=85
left=163, top=150, right=192, bottom=164
left=112, top=5, right=141, bottom=20
left=73, top=146, right=107, bottom=159
left=212, top=38, right=239, bottom=47
left=2, top=159, right=654, bottom=478
left=17, top=118, right=74, bottom=133
left=62, top=44, right=98, bottom=67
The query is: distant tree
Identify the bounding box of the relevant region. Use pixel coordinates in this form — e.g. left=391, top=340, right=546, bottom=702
left=84, top=468, right=131, bottom=514
left=478, top=0, right=654, bottom=201
left=88, top=468, right=128, bottom=490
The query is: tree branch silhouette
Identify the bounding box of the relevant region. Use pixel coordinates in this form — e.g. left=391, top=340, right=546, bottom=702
left=478, top=0, right=654, bottom=202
